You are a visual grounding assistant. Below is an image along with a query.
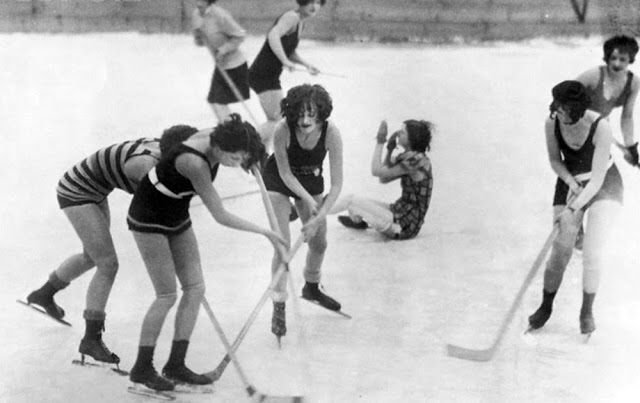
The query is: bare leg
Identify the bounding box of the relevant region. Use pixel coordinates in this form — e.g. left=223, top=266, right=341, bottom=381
left=132, top=231, right=178, bottom=347
left=211, top=103, right=232, bottom=123
left=169, top=228, right=205, bottom=341
left=268, top=192, right=292, bottom=301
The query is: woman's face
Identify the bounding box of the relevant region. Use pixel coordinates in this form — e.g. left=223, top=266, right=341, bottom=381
left=398, top=124, right=411, bottom=149
left=218, top=149, right=249, bottom=168
left=607, top=48, right=632, bottom=73
left=556, top=105, right=576, bottom=125
left=196, top=0, right=209, bottom=15
left=297, top=103, right=321, bottom=135
left=299, top=1, right=323, bottom=18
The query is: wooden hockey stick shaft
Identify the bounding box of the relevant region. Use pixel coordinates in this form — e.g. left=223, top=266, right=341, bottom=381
left=204, top=233, right=304, bottom=380
left=215, top=64, right=260, bottom=126
left=446, top=224, right=559, bottom=361
left=293, top=66, right=347, bottom=78
left=202, top=298, right=304, bottom=402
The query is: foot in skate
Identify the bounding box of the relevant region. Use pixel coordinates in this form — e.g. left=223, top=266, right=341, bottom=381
left=271, top=302, right=286, bottom=346
left=79, top=338, right=120, bottom=364
left=127, top=383, right=175, bottom=401
left=527, top=307, right=552, bottom=331
left=130, top=366, right=175, bottom=392
left=302, top=283, right=342, bottom=311
left=338, top=215, right=368, bottom=230
left=580, top=312, right=596, bottom=335
left=26, top=289, right=65, bottom=319
left=162, top=364, right=213, bottom=386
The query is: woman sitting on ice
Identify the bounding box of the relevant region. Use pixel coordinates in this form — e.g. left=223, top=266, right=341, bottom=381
left=333, top=119, right=434, bottom=240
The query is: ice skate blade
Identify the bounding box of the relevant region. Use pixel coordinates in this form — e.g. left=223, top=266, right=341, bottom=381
left=300, top=297, right=352, bottom=318
left=72, top=358, right=129, bottom=376
left=16, top=299, right=72, bottom=327
left=128, top=384, right=175, bottom=401
left=172, top=382, right=215, bottom=394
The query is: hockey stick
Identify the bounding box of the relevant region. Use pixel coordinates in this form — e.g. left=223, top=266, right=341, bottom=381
left=215, top=63, right=260, bottom=126
left=293, top=66, right=347, bottom=79
left=201, top=298, right=305, bottom=402
left=204, top=230, right=305, bottom=381
left=446, top=224, right=559, bottom=361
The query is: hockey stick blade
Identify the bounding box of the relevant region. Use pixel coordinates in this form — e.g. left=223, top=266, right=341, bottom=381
left=17, top=299, right=72, bottom=326
left=446, top=344, right=495, bottom=362
left=446, top=226, right=559, bottom=362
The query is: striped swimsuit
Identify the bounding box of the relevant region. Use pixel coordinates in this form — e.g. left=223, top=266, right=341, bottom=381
left=56, top=138, right=160, bottom=208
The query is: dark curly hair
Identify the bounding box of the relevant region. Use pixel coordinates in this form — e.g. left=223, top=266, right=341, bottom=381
left=210, top=113, right=266, bottom=171
left=404, top=120, right=434, bottom=153
left=297, top=0, right=326, bottom=6
left=280, top=84, right=333, bottom=126
left=160, top=124, right=199, bottom=155
left=548, top=80, right=591, bottom=124
left=603, top=35, right=639, bottom=64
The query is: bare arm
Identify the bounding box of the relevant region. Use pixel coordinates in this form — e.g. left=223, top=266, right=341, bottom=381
left=545, top=117, right=583, bottom=198
left=176, top=154, right=284, bottom=242
left=620, top=76, right=639, bottom=147
left=267, top=12, right=298, bottom=71
left=272, top=122, right=317, bottom=208
left=569, top=120, right=613, bottom=211
left=313, top=122, right=343, bottom=219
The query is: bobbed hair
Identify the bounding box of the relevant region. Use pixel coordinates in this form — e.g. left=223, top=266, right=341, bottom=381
left=160, top=124, right=199, bottom=155
left=280, top=84, right=333, bottom=126
left=549, top=80, right=591, bottom=124
left=297, top=0, right=326, bottom=6
left=404, top=120, right=434, bottom=153
left=603, top=35, right=639, bottom=64
left=210, top=113, right=266, bottom=171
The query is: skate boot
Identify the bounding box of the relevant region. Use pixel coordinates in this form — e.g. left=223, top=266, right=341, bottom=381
left=338, top=215, right=368, bottom=230
left=130, top=366, right=175, bottom=391
left=79, top=337, right=120, bottom=364
left=579, top=291, right=596, bottom=334
left=162, top=365, right=212, bottom=385
left=27, top=286, right=65, bottom=319
left=528, top=307, right=552, bottom=330
left=579, top=312, right=596, bottom=334
left=162, top=340, right=212, bottom=385
left=271, top=301, right=287, bottom=338
left=79, top=317, right=120, bottom=364
left=527, top=289, right=556, bottom=331
left=302, top=282, right=342, bottom=311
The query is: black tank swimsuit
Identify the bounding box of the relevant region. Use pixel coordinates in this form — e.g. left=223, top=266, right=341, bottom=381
left=127, top=144, right=219, bottom=236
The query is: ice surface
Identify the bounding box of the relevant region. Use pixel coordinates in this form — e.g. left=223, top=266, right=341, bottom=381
left=1, top=33, right=639, bottom=402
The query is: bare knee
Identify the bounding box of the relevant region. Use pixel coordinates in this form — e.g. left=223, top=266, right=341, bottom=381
left=156, top=292, right=178, bottom=308
left=182, top=282, right=206, bottom=301
left=95, top=256, right=119, bottom=281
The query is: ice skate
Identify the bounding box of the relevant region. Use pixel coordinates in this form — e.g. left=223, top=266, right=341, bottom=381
left=129, top=366, right=175, bottom=400
left=271, top=301, right=287, bottom=345
left=26, top=289, right=65, bottom=319
left=302, top=282, right=342, bottom=311
left=338, top=215, right=368, bottom=230
left=580, top=312, right=595, bottom=335
left=162, top=364, right=212, bottom=385
left=527, top=307, right=552, bottom=331
left=79, top=337, right=120, bottom=364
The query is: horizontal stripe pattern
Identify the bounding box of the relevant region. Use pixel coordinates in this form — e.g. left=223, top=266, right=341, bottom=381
left=56, top=138, right=159, bottom=204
